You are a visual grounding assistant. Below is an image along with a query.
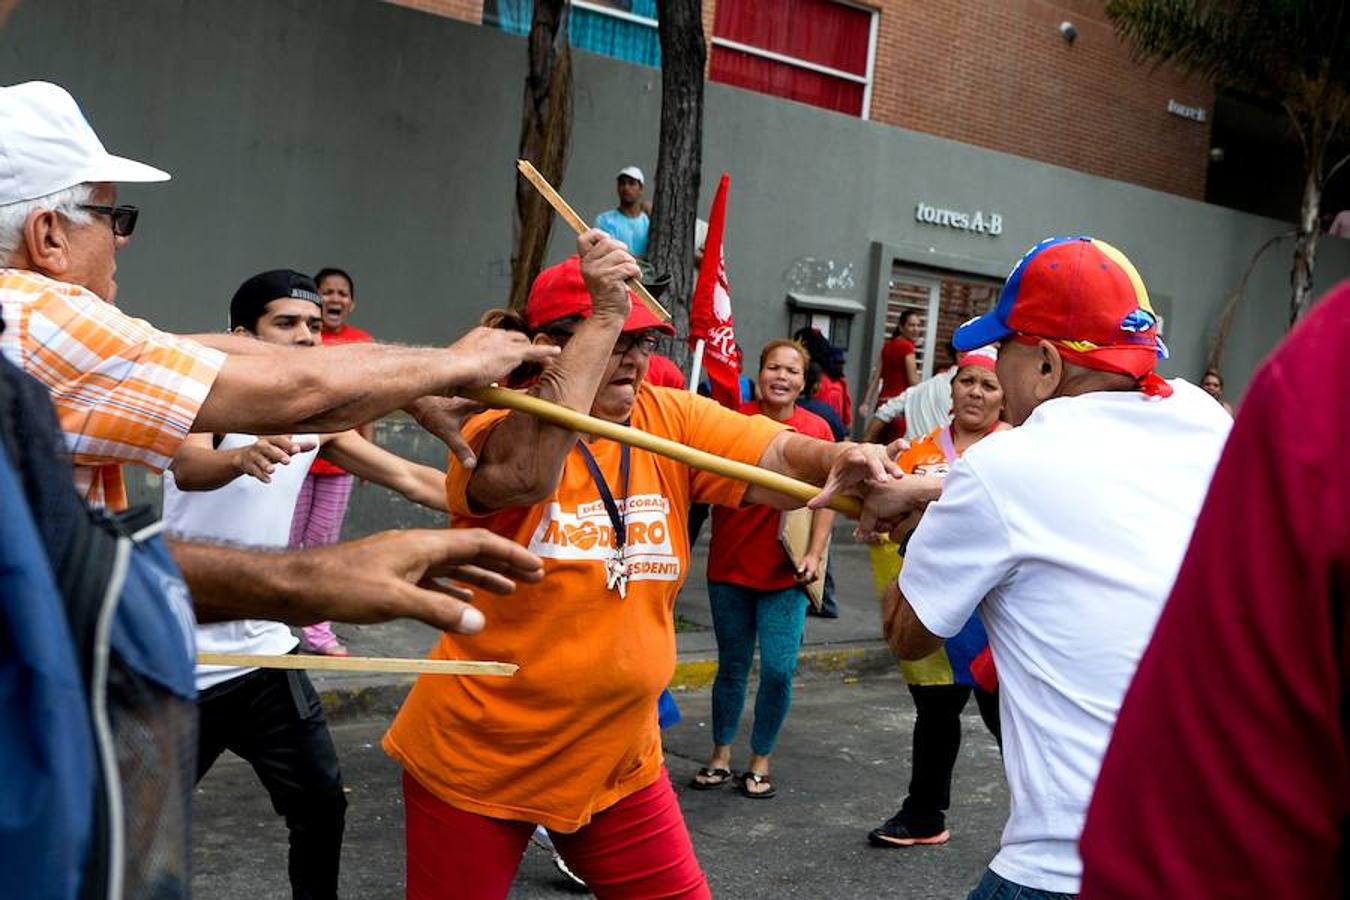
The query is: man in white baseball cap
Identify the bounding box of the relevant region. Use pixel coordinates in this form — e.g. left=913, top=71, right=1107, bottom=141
left=0, top=80, right=168, bottom=302
left=0, top=79, right=554, bottom=618
left=595, top=163, right=651, bottom=257
left=0, top=79, right=561, bottom=900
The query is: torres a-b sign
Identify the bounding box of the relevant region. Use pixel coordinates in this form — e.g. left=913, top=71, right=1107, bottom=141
left=915, top=201, right=1003, bottom=236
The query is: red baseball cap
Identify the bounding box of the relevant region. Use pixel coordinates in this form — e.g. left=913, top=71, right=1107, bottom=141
left=525, top=256, right=675, bottom=336
left=954, top=236, right=1168, bottom=381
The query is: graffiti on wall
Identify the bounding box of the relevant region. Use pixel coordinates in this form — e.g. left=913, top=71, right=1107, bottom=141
left=783, top=257, right=857, bottom=295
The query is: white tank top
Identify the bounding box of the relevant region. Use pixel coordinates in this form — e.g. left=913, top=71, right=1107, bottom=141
left=162, top=433, right=321, bottom=691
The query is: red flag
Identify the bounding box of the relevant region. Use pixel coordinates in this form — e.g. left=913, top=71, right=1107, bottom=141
left=688, top=173, right=742, bottom=409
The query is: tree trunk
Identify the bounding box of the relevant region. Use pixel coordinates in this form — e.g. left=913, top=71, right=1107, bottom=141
left=1289, top=163, right=1322, bottom=325
left=648, top=0, right=707, bottom=371
left=510, top=0, right=573, bottom=312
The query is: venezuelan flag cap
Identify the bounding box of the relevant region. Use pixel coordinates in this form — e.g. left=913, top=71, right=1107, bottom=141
left=953, top=236, right=1168, bottom=381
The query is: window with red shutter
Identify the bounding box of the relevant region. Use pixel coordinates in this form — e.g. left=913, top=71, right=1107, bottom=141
left=710, top=0, right=877, bottom=117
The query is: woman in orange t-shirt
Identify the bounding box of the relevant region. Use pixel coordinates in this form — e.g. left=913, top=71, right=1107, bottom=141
left=383, top=234, right=892, bottom=900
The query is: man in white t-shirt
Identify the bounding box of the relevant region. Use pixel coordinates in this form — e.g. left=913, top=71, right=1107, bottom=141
left=863, top=237, right=1231, bottom=898
left=164, top=269, right=449, bottom=900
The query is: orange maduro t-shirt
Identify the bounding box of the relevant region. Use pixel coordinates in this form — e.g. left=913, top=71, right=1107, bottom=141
left=383, top=385, right=786, bottom=832
left=897, top=426, right=955, bottom=478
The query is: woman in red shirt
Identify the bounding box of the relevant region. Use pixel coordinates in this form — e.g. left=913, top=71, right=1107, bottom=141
left=689, top=340, right=836, bottom=798
left=879, top=310, right=921, bottom=401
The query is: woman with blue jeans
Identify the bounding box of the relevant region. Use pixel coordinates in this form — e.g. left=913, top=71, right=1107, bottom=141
left=690, top=341, right=836, bottom=798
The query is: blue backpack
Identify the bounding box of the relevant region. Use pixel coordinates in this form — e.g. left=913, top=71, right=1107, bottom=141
left=0, top=352, right=197, bottom=900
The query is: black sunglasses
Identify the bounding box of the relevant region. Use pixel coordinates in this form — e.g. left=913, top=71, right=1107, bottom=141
left=78, top=204, right=139, bottom=238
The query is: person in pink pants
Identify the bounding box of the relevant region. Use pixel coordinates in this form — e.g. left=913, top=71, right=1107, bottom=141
left=290, top=267, right=373, bottom=655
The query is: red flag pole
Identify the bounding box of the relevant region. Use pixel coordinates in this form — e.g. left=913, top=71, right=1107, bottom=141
left=688, top=173, right=741, bottom=408
left=688, top=338, right=705, bottom=392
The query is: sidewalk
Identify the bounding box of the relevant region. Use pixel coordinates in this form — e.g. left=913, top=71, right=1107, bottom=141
left=310, top=522, right=896, bottom=722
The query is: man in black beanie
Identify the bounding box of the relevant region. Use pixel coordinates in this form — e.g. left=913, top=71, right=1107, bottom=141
left=166, top=268, right=455, bottom=900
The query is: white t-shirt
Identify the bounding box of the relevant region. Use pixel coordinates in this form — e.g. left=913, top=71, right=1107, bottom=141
left=163, top=433, right=321, bottom=691
left=900, top=380, right=1230, bottom=893
left=874, top=368, right=955, bottom=440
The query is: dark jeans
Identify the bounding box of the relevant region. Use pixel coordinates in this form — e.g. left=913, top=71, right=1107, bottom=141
left=198, top=666, right=347, bottom=900
left=899, top=684, right=1001, bottom=832
left=967, top=869, right=1076, bottom=900
left=709, top=582, right=809, bottom=755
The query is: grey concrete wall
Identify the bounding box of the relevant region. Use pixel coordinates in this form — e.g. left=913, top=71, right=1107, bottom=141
left=8, top=0, right=1350, bottom=531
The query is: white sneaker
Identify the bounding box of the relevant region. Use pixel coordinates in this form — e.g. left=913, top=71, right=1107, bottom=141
left=551, top=851, right=589, bottom=891
left=530, top=828, right=589, bottom=891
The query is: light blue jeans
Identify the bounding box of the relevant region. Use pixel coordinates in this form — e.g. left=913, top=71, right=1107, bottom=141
left=967, top=870, right=1077, bottom=900
left=708, top=582, right=808, bottom=755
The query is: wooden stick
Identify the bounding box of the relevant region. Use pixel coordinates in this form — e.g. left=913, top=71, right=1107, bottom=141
left=462, top=386, right=863, bottom=517
left=198, top=653, right=517, bottom=677
left=516, top=159, right=673, bottom=323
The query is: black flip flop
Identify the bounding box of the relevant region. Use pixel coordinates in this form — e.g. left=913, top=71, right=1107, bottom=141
left=738, top=771, right=776, bottom=799
left=688, top=767, right=734, bottom=790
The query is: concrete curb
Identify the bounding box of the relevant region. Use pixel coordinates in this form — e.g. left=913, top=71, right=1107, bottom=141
left=315, top=640, right=896, bottom=724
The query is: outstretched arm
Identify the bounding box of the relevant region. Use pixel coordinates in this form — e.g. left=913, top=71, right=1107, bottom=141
left=192, top=327, right=559, bottom=437
left=170, top=432, right=317, bottom=490
left=805, top=439, right=943, bottom=536
left=174, top=528, right=544, bottom=633
left=743, top=431, right=860, bottom=508
left=743, top=428, right=908, bottom=512
left=319, top=430, right=448, bottom=511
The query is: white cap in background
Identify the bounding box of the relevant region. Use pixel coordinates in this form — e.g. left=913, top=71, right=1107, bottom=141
left=616, top=165, right=644, bottom=184
left=0, top=81, right=169, bottom=206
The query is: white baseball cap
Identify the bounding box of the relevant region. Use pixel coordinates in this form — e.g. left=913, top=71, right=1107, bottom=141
left=0, top=81, right=169, bottom=206
left=616, top=165, right=644, bottom=184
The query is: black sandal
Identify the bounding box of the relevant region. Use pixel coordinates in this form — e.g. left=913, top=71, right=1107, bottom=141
left=688, top=766, right=734, bottom=790
left=738, top=771, right=776, bottom=799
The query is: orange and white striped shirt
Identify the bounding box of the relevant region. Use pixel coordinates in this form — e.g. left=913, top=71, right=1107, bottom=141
left=0, top=268, right=226, bottom=510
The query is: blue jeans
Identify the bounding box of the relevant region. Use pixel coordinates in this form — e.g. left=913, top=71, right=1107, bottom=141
left=708, top=582, right=808, bottom=755
left=967, top=870, right=1077, bottom=900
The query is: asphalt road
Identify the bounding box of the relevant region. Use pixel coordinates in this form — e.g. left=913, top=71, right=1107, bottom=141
left=193, top=670, right=1007, bottom=899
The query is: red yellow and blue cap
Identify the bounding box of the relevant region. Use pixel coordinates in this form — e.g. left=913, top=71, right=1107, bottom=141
left=954, top=236, right=1170, bottom=395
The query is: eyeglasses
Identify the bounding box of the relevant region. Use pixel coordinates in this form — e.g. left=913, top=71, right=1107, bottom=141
left=613, top=331, right=661, bottom=357
left=547, top=328, right=662, bottom=357
left=78, top=204, right=139, bottom=238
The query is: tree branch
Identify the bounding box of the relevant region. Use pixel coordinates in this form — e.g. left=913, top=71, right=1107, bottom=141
left=1326, top=149, right=1350, bottom=187
left=1206, top=230, right=1294, bottom=373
